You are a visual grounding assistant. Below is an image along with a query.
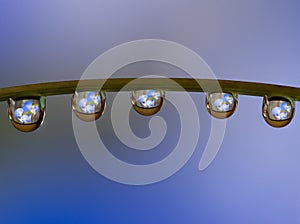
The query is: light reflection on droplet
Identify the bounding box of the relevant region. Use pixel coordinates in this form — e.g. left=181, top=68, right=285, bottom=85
left=8, top=97, right=46, bottom=132
left=262, top=96, right=295, bottom=128
left=72, top=90, right=106, bottom=122
left=131, top=90, right=165, bottom=116
left=206, top=92, right=238, bottom=119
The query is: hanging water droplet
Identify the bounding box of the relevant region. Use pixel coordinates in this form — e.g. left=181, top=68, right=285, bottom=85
left=72, top=90, right=106, bottom=121
left=8, top=96, right=46, bottom=132
left=131, top=90, right=165, bottom=116
left=262, top=96, right=295, bottom=128
left=206, top=92, right=238, bottom=119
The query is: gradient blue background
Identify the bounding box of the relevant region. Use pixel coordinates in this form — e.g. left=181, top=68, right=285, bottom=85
left=1, top=0, right=300, bottom=223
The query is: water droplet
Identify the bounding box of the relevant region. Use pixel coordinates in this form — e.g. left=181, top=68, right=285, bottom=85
left=131, top=90, right=165, bottom=116
left=262, top=96, right=295, bottom=128
left=72, top=91, right=106, bottom=121
left=8, top=96, right=46, bottom=132
left=206, top=92, right=238, bottom=119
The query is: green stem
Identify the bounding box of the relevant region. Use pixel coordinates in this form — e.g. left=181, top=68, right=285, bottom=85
left=0, top=78, right=300, bottom=102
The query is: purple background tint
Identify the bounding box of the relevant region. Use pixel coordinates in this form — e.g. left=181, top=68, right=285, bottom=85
left=1, top=0, right=300, bottom=223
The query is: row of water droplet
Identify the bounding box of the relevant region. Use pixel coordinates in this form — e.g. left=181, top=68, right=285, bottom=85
left=7, top=90, right=295, bottom=132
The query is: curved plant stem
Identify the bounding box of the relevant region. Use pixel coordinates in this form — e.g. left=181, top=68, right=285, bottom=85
left=0, top=78, right=300, bottom=101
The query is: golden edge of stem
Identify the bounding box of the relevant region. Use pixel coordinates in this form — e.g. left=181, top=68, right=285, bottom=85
left=0, top=78, right=300, bottom=102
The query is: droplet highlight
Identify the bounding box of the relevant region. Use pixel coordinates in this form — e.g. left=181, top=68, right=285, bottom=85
left=131, top=90, right=165, bottom=116
left=206, top=92, right=238, bottom=119
left=262, top=96, right=295, bottom=128
left=8, top=96, right=46, bottom=132
left=72, top=91, right=106, bottom=121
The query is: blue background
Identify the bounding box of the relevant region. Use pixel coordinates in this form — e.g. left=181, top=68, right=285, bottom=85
left=1, top=0, right=300, bottom=223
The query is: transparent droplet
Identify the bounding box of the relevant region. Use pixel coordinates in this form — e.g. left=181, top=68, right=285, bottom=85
left=8, top=96, right=46, bottom=132
left=131, top=90, right=165, bottom=116
left=262, top=96, right=295, bottom=128
left=206, top=92, right=238, bottom=119
left=72, top=90, right=106, bottom=121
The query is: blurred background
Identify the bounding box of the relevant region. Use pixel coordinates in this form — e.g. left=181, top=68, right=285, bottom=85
left=1, top=0, right=300, bottom=223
